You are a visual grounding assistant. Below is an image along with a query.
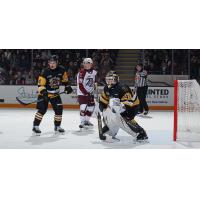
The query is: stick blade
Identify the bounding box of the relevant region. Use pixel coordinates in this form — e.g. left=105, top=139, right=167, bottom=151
left=16, top=97, right=30, bottom=106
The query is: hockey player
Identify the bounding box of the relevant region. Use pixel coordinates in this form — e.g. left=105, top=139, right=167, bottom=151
left=32, top=55, right=73, bottom=135
left=99, top=71, right=148, bottom=142
left=77, top=58, right=97, bottom=129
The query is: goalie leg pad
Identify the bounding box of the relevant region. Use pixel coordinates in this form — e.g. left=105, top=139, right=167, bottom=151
left=102, top=125, right=109, bottom=134
left=102, top=125, right=118, bottom=138
left=102, top=109, right=120, bottom=137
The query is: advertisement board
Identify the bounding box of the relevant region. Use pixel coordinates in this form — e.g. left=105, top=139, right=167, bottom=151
left=0, top=86, right=174, bottom=109
left=146, top=87, right=173, bottom=106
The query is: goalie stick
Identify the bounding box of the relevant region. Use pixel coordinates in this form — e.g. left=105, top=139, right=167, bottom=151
left=16, top=91, right=66, bottom=106
left=95, top=83, right=106, bottom=140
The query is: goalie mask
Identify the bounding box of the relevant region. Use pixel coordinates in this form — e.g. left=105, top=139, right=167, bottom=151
left=105, top=71, right=119, bottom=87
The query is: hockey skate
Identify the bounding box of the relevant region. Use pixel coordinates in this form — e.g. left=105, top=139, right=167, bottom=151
left=54, top=126, right=65, bottom=135
left=32, top=126, right=41, bottom=136
left=79, top=121, right=93, bottom=130
left=137, top=111, right=143, bottom=115
left=136, top=130, right=148, bottom=143
left=79, top=121, right=86, bottom=129
left=84, top=121, right=94, bottom=129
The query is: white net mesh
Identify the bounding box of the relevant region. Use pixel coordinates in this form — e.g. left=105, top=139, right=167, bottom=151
left=177, top=80, right=200, bottom=141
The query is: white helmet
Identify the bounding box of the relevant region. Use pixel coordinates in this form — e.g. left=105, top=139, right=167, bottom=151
left=83, top=58, right=93, bottom=65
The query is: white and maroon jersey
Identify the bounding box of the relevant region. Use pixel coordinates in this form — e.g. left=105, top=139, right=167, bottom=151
left=77, top=68, right=97, bottom=96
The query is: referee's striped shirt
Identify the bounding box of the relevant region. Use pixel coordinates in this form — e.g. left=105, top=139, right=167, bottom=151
left=135, top=69, right=148, bottom=87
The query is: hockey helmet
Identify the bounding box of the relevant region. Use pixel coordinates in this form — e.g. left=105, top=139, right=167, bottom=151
left=83, top=58, right=93, bottom=65
left=48, top=55, right=59, bottom=62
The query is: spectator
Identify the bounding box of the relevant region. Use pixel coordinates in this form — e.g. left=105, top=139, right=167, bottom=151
left=0, top=49, right=118, bottom=85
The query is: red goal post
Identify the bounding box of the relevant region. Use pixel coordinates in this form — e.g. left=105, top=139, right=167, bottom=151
left=173, top=80, right=178, bottom=141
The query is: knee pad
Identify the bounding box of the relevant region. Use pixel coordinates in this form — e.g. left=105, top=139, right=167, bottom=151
left=80, top=104, right=87, bottom=116
left=55, top=108, right=63, bottom=116
left=80, top=110, right=86, bottom=116
left=86, top=106, right=95, bottom=116
left=38, top=108, right=47, bottom=116
left=53, top=103, right=63, bottom=115
left=86, top=106, right=95, bottom=112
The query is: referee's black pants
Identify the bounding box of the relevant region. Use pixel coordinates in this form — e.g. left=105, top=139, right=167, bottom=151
left=137, top=86, right=149, bottom=113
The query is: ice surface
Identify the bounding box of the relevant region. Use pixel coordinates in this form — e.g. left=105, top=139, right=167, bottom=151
left=0, top=108, right=199, bottom=149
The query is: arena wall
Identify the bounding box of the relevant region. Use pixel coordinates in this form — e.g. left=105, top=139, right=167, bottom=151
left=0, top=86, right=174, bottom=110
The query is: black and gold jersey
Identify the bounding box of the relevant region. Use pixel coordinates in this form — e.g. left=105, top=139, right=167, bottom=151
left=100, top=83, right=139, bottom=108
left=38, top=66, right=68, bottom=95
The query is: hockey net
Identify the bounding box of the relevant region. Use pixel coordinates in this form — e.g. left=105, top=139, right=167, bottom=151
left=174, top=79, right=200, bottom=141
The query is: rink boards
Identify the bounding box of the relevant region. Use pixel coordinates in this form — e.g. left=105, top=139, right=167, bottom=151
left=0, top=85, right=174, bottom=110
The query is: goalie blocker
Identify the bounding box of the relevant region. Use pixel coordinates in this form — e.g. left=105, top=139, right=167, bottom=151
left=98, top=71, right=148, bottom=142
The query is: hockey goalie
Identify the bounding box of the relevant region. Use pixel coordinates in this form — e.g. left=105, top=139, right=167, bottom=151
left=98, top=71, right=148, bottom=142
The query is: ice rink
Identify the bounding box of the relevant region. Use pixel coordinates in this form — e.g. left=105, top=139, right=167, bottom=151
left=0, top=108, right=200, bottom=149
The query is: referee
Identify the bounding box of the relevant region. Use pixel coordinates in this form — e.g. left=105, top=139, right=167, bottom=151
left=135, top=63, right=149, bottom=115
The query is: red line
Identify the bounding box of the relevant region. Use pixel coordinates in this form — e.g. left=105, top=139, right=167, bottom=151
left=173, top=80, right=178, bottom=141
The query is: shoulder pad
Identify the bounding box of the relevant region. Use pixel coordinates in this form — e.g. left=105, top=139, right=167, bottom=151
left=41, top=67, right=48, bottom=76
left=79, top=68, right=86, bottom=77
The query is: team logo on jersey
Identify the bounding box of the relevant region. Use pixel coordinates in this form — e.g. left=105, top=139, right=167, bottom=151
left=49, top=77, right=60, bottom=88
left=86, top=78, right=94, bottom=87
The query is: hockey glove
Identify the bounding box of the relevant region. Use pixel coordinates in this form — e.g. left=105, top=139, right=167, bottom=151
left=40, top=89, right=48, bottom=102
left=64, top=85, right=73, bottom=94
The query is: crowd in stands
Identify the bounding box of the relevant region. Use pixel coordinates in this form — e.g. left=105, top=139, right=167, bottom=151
left=0, top=49, right=118, bottom=85
left=142, top=49, right=172, bottom=74
left=190, top=49, right=200, bottom=80
left=88, top=49, right=117, bottom=82
left=1, top=49, right=200, bottom=85
left=142, top=49, right=193, bottom=75
left=0, top=50, right=32, bottom=85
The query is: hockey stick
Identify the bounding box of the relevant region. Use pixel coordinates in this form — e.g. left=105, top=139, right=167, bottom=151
left=95, top=83, right=106, bottom=140
left=16, top=91, right=66, bottom=106
left=97, top=112, right=106, bottom=140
